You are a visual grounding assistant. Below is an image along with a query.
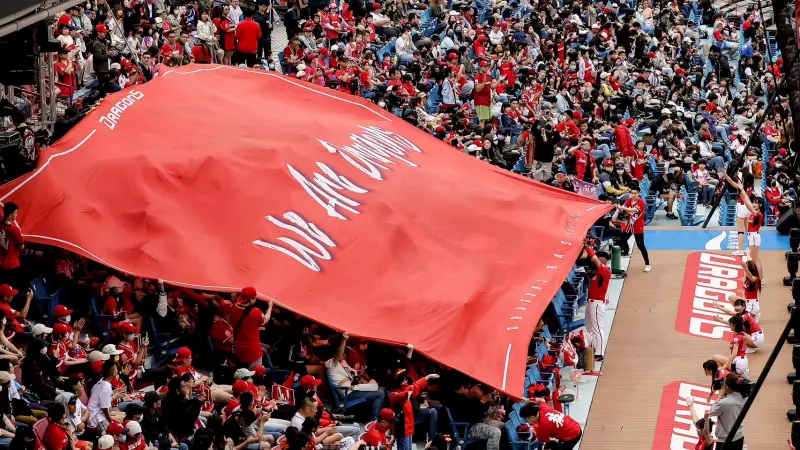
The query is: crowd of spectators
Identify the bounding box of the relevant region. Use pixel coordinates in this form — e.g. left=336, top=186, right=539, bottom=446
left=0, top=0, right=799, bottom=449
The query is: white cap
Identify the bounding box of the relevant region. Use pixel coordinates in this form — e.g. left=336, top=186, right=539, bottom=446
left=330, top=44, right=339, bottom=51
left=234, top=368, right=256, bottom=380
left=110, top=62, right=121, bottom=71
left=661, top=108, right=672, bottom=115
left=296, top=70, right=306, bottom=77
left=126, top=421, right=142, bottom=436
left=98, top=435, right=114, bottom=450
left=296, top=63, right=307, bottom=71
left=448, top=10, right=459, bottom=16
left=89, top=350, right=110, bottom=363
left=102, top=344, right=123, bottom=356
left=683, top=36, right=692, bottom=43
left=467, top=144, right=480, bottom=152
left=31, top=324, right=53, bottom=336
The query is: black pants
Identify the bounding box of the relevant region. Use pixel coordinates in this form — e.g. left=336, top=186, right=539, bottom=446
left=235, top=52, right=258, bottom=67
left=619, top=232, right=650, bottom=265
left=715, top=437, right=743, bottom=450
left=543, top=432, right=581, bottom=450
left=257, top=40, right=272, bottom=61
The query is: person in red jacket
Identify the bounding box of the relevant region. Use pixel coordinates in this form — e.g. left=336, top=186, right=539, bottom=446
left=235, top=9, right=262, bottom=67
left=389, top=373, right=439, bottom=450
left=520, top=401, right=582, bottom=450
left=615, top=118, right=636, bottom=160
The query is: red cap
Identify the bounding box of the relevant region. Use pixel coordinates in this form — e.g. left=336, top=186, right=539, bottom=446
left=95, top=24, right=110, bottom=33
left=647, top=51, right=656, bottom=58
left=106, top=421, right=125, bottom=435
left=252, top=364, right=267, bottom=377
left=319, top=48, right=329, bottom=56
left=0, top=285, right=18, bottom=297
left=473, top=139, right=483, bottom=147
left=779, top=148, right=788, bottom=155
left=117, top=322, right=139, bottom=334
left=53, top=322, right=72, bottom=335
left=378, top=408, right=398, bottom=423
left=372, top=2, right=381, bottom=8
left=173, top=347, right=192, bottom=362
left=622, top=118, right=635, bottom=126
left=479, top=60, right=489, bottom=67
left=300, top=375, right=322, bottom=388
left=238, top=287, right=257, bottom=303
left=53, top=305, right=74, bottom=317
left=91, top=360, right=104, bottom=374
left=604, top=159, right=614, bottom=167
left=572, top=111, right=583, bottom=121
left=675, top=67, right=686, bottom=75
left=232, top=380, right=249, bottom=395
left=448, top=52, right=457, bottom=59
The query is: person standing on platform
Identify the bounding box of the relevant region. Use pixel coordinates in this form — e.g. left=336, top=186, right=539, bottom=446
left=583, top=245, right=611, bottom=363
left=616, top=185, right=651, bottom=273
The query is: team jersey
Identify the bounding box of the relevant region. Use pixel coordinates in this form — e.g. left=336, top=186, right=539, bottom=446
left=743, top=277, right=760, bottom=300
left=624, top=197, right=646, bottom=234
left=711, top=368, right=731, bottom=391
left=587, top=264, right=611, bottom=302
left=730, top=332, right=747, bottom=358
left=534, top=405, right=582, bottom=442
left=742, top=313, right=761, bottom=334
left=747, top=212, right=763, bottom=233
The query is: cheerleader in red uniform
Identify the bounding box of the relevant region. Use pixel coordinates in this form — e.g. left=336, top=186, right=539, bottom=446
left=711, top=315, right=749, bottom=379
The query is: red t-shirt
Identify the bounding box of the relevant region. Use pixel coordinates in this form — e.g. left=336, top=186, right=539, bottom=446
left=743, top=313, right=761, bottom=334
left=210, top=316, right=234, bottom=352
left=235, top=18, right=262, bottom=54
left=730, top=333, right=747, bottom=357
left=473, top=73, right=492, bottom=107
left=223, top=398, right=240, bottom=418
left=534, top=405, right=582, bottom=442
left=747, top=212, right=763, bottom=233
left=624, top=197, right=646, bottom=234
left=0, top=221, right=23, bottom=269
left=160, top=42, right=184, bottom=62
left=214, top=18, right=236, bottom=50
left=362, top=424, right=390, bottom=447
left=43, top=422, right=70, bottom=450
left=230, top=304, right=267, bottom=364
left=587, top=264, right=611, bottom=302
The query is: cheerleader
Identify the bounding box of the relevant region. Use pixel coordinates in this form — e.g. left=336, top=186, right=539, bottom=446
left=712, top=315, right=749, bottom=379
left=702, top=359, right=730, bottom=402
left=713, top=298, right=764, bottom=352
left=744, top=194, right=764, bottom=282
left=741, top=260, right=761, bottom=322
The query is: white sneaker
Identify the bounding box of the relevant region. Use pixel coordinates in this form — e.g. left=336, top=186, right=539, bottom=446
left=732, top=250, right=745, bottom=256
left=644, top=265, right=652, bottom=273
left=745, top=348, right=756, bottom=354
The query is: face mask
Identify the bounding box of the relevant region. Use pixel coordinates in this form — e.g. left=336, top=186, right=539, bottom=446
left=125, top=333, right=135, bottom=341
left=63, top=315, right=71, bottom=323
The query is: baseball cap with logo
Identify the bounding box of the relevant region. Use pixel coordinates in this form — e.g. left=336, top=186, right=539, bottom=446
left=89, top=350, right=110, bottom=363
left=53, top=322, right=72, bottom=335
left=106, top=421, right=125, bottom=435
left=53, top=305, right=74, bottom=317
left=102, top=344, right=123, bottom=356
left=232, top=380, right=249, bottom=395
left=300, top=375, right=322, bottom=389
left=126, top=421, right=142, bottom=436
left=98, top=435, right=114, bottom=450
left=0, top=285, right=18, bottom=297
left=117, top=322, right=139, bottom=334
left=173, top=347, right=192, bottom=363
left=234, top=368, right=256, bottom=380
left=95, top=24, right=110, bottom=33
left=238, top=287, right=257, bottom=303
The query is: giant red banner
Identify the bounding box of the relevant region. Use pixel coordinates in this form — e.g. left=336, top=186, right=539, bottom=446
left=0, top=65, right=610, bottom=394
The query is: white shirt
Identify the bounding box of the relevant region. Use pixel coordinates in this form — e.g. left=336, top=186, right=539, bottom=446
left=291, top=412, right=307, bottom=429
left=66, top=399, right=87, bottom=435
left=325, top=358, right=355, bottom=392
left=229, top=6, right=244, bottom=27
left=87, top=379, right=112, bottom=428
left=488, top=30, right=504, bottom=46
